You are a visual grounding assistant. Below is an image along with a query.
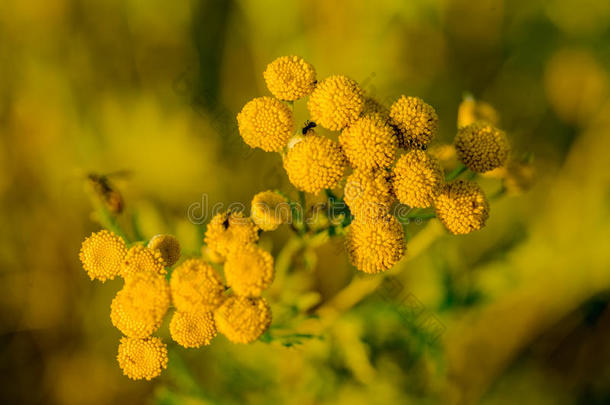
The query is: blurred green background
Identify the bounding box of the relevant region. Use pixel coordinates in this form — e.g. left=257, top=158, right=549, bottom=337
left=1, top=0, right=610, bottom=404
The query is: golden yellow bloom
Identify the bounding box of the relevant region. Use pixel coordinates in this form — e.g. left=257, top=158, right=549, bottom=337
left=121, top=245, right=166, bottom=278
left=215, top=296, right=272, bottom=344
left=204, top=211, right=259, bottom=260
left=250, top=190, right=291, bottom=231
left=457, top=97, right=499, bottom=128
left=345, top=214, right=405, bottom=274
left=390, top=96, right=438, bottom=148
left=170, top=258, right=225, bottom=312
left=111, top=272, right=170, bottom=338
left=339, top=114, right=399, bottom=170
left=147, top=234, right=181, bottom=267
left=434, top=180, right=489, bottom=235
left=454, top=122, right=509, bottom=173
left=263, top=55, right=316, bottom=101
left=237, top=97, right=294, bottom=152
left=393, top=150, right=444, bottom=208
left=343, top=169, right=394, bottom=219
left=283, top=134, right=347, bottom=193
left=224, top=244, right=274, bottom=297
left=117, top=337, right=168, bottom=381
left=307, top=75, right=365, bottom=130
left=79, top=230, right=126, bottom=282
left=169, top=310, right=217, bottom=348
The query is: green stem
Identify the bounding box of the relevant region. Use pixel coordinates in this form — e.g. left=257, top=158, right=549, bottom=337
left=445, top=164, right=467, bottom=181
left=95, top=202, right=131, bottom=243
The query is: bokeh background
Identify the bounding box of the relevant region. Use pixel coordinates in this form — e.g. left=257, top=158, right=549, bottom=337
left=1, top=0, right=610, bottom=404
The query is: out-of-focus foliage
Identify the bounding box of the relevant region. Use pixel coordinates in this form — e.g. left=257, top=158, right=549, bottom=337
left=1, top=0, right=609, bottom=404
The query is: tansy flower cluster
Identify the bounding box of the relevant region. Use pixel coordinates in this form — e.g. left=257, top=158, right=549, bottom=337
left=236, top=56, right=517, bottom=273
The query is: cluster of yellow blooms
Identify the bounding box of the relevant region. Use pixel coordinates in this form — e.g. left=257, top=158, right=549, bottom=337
left=237, top=56, right=513, bottom=273
left=79, top=193, right=290, bottom=379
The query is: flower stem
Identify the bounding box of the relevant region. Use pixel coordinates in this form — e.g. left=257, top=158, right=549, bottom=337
left=445, top=164, right=467, bottom=181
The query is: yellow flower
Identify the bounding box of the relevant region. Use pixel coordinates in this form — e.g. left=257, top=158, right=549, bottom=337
left=263, top=55, right=316, bottom=101
left=434, top=180, right=489, bottom=235
left=214, top=296, right=272, bottom=344
left=343, top=169, right=394, bottom=219
left=390, top=96, right=438, bottom=148
left=393, top=150, right=445, bottom=208
left=339, top=114, right=399, bottom=170
left=224, top=244, right=274, bottom=297
left=457, top=96, right=499, bottom=128
left=283, top=133, right=347, bottom=193
left=111, top=272, right=170, bottom=338
left=237, top=97, right=294, bottom=152
left=345, top=214, right=405, bottom=274
left=169, top=311, right=217, bottom=348
left=170, top=258, right=225, bottom=312
left=454, top=122, right=509, bottom=173
left=204, top=211, right=260, bottom=260
left=117, top=337, right=168, bottom=380
left=307, top=75, right=365, bottom=130
left=250, top=190, right=291, bottom=231
left=79, top=230, right=126, bottom=282
left=121, top=245, right=166, bottom=278
left=147, top=234, right=181, bottom=267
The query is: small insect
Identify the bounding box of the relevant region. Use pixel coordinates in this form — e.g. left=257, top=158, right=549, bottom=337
left=302, top=121, right=317, bottom=135
left=87, top=171, right=128, bottom=214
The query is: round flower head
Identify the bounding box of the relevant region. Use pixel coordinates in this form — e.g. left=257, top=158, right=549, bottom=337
left=169, top=311, right=217, bottom=348
left=454, top=122, right=509, bottom=173
left=393, top=150, right=445, bottom=208
left=237, top=97, right=294, bottom=152
left=344, top=169, right=394, bottom=219
left=345, top=214, right=405, bottom=274
left=79, top=230, right=127, bottom=282
left=121, top=245, right=166, bottom=278
left=111, top=272, right=170, bottom=338
left=224, top=244, right=274, bottom=297
left=147, top=234, right=181, bottom=267
left=204, top=211, right=259, bottom=260
left=434, top=180, right=489, bottom=235
left=339, top=114, right=399, bottom=170
left=263, top=55, right=316, bottom=101
left=283, top=133, right=347, bottom=193
left=170, top=258, right=225, bottom=312
left=390, top=96, right=438, bottom=148
left=250, top=190, right=291, bottom=231
left=307, top=75, right=365, bottom=130
left=215, top=296, right=272, bottom=344
left=457, top=97, right=499, bottom=128
left=117, top=337, right=168, bottom=381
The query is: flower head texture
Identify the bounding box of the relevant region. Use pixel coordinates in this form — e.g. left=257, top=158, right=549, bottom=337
left=237, top=97, right=294, bottom=152
left=121, top=245, right=166, bottom=278
left=283, top=134, right=347, bottom=193
left=362, top=97, right=390, bottom=117
left=215, top=296, right=272, bottom=344
left=79, top=230, right=127, bottom=282
left=345, top=214, right=405, bottom=274
left=147, top=234, right=181, bottom=267
left=457, top=97, right=499, bottom=128
left=110, top=272, right=170, bottom=338
left=307, top=75, right=365, bottom=130
left=204, top=211, right=260, bottom=260
left=434, top=180, right=489, bottom=235
left=393, top=150, right=445, bottom=208
left=250, top=190, right=290, bottom=231
left=339, top=114, right=399, bottom=170
left=454, top=122, right=509, bottom=173
left=117, top=337, right=168, bottom=381
left=390, top=96, right=438, bottom=148
left=224, top=244, right=274, bottom=297
left=343, top=169, right=394, bottom=219
left=170, top=258, right=225, bottom=312
left=169, top=310, right=217, bottom=348
left=263, top=55, right=316, bottom=101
